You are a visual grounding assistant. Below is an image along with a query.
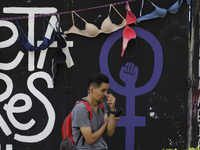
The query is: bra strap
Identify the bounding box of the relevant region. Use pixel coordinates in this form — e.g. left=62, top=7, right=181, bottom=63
left=73, top=11, right=87, bottom=23
left=139, top=0, right=144, bottom=17
left=124, top=39, right=138, bottom=59
left=15, top=18, right=28, bottom=40
left=148, top=0, right=157, bottom=8
left=108, top=4, right=112, bottom=14
left=43, top=15, right=46, bottom=37
left=125, top=1, right=136, bottom=18
left=56, top=14, right=60, bottom=32
left=44, top=15, right=57, bottom=33
left=71, top=11, right=75, bottom=25
left=56, top=14, right=65, bottom=35
left=15, top=15, right=57, bottom=41
left=111, top=4, right=125, bottom=20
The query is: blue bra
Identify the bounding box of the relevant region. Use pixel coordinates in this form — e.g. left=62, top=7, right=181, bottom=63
left=16, top=16, right=63, bottom=51
left=137, top=0, right=183, bottom=22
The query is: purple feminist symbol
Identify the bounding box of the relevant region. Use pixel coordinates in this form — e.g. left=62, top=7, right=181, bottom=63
left=99, top=27, right=163, bottom=150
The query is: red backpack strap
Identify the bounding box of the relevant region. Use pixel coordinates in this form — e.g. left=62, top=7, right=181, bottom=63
left=80, top=101, right=92, bottom=121
left=61, top=100, right=99, bottom=141
left=61, top=101, right=80, bottom=141
left=98, top=103, right=104, bottom=112
left=61, top=117, right=67, bottom=140
left=66, top=112, right=75, bottom=144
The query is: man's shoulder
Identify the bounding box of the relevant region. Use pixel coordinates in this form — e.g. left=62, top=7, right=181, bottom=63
left=73, top=101, right=89, bottom=112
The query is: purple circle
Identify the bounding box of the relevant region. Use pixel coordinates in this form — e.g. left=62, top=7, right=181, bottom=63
left=99, top=26, right=163, bottom=95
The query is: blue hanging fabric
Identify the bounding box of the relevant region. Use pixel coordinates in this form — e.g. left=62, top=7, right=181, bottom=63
left=15, top=15, right=62, bottom=51
left=137, top=0, right=184, bottom=22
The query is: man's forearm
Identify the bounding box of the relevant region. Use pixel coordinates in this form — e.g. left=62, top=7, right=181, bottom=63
left=81, top=121, right=108, bottom=145
left=106, top=114, right=116, bottom=136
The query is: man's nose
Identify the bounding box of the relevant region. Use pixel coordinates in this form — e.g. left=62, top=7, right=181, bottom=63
left=104, top=91, right=107, bottom=96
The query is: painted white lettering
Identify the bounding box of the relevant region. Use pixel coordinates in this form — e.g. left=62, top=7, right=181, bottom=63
left=37, top=40, right=74, bottom=69
left=3, top=7, right=57, bottom=71
left=0, top=73, right=13, bottom=102
left=37, top=15, right=58, bottom=69
left=6, top=144, right=12, bottom=150
left=0, top=20, right=18, bottom=48
left=3, top=93, right=35, bottom=130
left=62, top=44, right=74, bottom=68
left=0, top=51, right=24, bottom=70
left=14, top=71, right=55, bottom=143
left=0, top=115, right=12, bottom=136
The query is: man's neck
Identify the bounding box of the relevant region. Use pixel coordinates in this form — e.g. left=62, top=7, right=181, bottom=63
left=86, top=94, right=98, bottom=108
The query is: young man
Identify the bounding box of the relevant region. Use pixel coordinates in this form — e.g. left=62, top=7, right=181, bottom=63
left=71, top=73, right=118, bottom=150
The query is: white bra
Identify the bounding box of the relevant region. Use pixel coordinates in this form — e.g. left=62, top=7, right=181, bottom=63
left=64, top=4, right=127, bottom=37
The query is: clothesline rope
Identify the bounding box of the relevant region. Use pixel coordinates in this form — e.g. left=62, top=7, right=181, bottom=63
left=0, top=0, right=136, bottom=21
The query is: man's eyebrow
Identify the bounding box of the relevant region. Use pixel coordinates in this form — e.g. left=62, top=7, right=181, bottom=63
left=102, top=87, right=110, bottom=91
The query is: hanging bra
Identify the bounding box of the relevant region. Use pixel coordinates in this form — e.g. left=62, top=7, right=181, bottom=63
left=121, top=2, right=137, bottom=58
left=16, top=16, right=61, bottom=51
left=125, top=1, right=137, bottom=25
left=64, top=4, right=127, bottom=37
left=121, top=25, right=137, bottom=58
left=137, top=0, right=183, bottom=22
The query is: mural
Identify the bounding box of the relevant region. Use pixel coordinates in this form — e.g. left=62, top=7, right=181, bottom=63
left=100, top=27, right=163, bottom=149
left=0, top=0, right=189, bottom=149
left=0, top=12, right=57, bottom=150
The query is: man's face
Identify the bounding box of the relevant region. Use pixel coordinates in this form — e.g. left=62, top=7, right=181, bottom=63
left=92, top=83, right=109, bottom=104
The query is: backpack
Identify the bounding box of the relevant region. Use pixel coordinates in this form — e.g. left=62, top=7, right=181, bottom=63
left=60, top=100, right=104, bottom=150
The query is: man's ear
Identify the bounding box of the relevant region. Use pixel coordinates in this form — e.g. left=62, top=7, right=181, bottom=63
left=89, top=86, right=94, bottom=93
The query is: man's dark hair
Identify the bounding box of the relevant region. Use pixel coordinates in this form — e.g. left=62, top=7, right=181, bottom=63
left=88, top=73, right=109, bottom=88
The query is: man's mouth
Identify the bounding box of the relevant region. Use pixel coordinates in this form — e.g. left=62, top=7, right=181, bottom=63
left=101, top=97, right=105, bottom=100
left=98, top=97, right=105, bottom=104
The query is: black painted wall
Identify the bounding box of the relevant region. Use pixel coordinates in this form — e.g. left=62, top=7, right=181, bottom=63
left=0, top=0, right=189, bottom=149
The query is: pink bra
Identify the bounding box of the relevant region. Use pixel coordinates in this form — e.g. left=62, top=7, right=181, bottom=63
left=64, top=4, right=126, bottom=37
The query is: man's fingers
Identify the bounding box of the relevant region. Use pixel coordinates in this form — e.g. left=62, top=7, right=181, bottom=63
left=106, top=94, right=112, bottom=98
left=106, top=94, right=116, bottom=110
left=115, top=117, right=120, bottom=122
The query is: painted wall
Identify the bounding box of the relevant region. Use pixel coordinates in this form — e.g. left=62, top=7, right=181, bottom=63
left=0, top=0, right=189, bottom=149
